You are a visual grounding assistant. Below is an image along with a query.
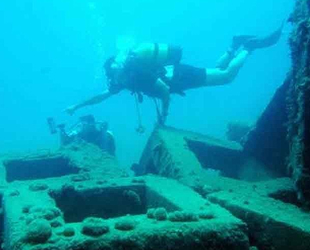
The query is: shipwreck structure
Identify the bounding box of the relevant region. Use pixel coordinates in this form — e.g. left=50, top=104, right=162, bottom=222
left=287, top=0, right=310, bottom=203
left=244, top=0, right=310, bottom=204
left=0, top=1, right=310, bottom=250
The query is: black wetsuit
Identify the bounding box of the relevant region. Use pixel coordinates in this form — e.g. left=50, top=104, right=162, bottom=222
left=166, top=64, right=207, bottom=95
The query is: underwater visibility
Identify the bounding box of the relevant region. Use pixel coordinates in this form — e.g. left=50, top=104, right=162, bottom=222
left=2, top=0, right=310, bottom=249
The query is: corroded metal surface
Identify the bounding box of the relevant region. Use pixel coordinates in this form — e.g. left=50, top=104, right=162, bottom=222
left=287, top=0, right=310, bottom=203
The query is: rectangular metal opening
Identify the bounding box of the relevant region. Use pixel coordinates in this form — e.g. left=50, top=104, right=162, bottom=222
left=4, top=155, right=79, bottom=182
left=51, top=185, right=147, bottom=223
left=50, top=184, right=178, bottom=223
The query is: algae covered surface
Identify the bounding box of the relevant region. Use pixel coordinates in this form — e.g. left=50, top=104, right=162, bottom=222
left=3, top=175, right=249, bottom=250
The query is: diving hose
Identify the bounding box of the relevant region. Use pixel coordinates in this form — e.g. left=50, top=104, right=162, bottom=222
left=134, top=93, right=145, bottom=134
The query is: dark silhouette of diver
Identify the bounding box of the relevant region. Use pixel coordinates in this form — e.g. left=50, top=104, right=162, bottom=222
left=65, top=23, right=284, bottom=125
left=48, top=115, right=116, bottom=155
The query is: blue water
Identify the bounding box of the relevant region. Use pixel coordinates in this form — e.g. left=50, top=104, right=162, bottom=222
left=0, top=0, right=294, bottom=166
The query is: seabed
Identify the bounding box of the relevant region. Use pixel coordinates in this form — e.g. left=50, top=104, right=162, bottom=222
left=0, top=125, right=310, bottom=250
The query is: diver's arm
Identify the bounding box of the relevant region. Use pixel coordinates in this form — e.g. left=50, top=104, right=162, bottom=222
left=65, top=90, right=112, bottom=115
left=161, top=90, right=170, bottom=123
left=155, top=79, right=170, bottom=124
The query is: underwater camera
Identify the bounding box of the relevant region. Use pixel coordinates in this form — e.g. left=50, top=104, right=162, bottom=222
left=47, top=117, right=66, bottom=135
left=47, top=115, right=98, bottom=135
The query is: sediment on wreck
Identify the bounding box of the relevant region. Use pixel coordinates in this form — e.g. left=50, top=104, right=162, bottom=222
left=287, top=0, right=310, bottom=203
left=243, top=76, right=291, bottom=178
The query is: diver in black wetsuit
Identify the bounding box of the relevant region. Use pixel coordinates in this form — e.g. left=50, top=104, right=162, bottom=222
left=56, top=115, right=116, bottom=155
left=65, top=23, right=284, bottom=125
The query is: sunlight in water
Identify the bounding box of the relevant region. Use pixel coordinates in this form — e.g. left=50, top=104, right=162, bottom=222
left=88, top=2, right=96, bottom=10
left=116, top=36, right=136, bottom=53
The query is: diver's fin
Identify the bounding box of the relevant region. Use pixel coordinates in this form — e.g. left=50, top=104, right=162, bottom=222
left=244, top=21, right=285, bottom=51
left=231, top=35, right=257, bottom=51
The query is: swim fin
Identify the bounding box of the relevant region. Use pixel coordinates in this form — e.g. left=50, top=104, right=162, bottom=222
left=231, top=35, right=257, bottom=51
left=244, top=21, right=285, bottom=51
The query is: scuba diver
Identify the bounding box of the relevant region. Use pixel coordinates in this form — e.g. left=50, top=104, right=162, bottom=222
left=47, top=115, right=116, bottom=155
left=65, top=23, right=284, bottom=125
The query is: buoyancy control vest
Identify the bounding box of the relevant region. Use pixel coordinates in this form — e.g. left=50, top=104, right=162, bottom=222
left=106, top=43, right=182, bottom=97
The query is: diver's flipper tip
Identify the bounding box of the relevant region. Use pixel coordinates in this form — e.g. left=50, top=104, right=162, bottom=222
left=244, top=22, right=284, bottom=51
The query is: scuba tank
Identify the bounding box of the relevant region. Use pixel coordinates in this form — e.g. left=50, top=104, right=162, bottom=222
left=131, top=43, right=182, bottom=66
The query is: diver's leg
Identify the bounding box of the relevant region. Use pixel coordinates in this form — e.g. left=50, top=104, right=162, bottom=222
left=203, top=22, right=284, bottom=87
left=205, top=49, right=249, bottom=86
left=216, top=51, right=235, bottom=69
left=216, top=34, right=258, bottom=69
